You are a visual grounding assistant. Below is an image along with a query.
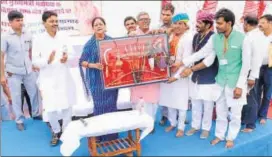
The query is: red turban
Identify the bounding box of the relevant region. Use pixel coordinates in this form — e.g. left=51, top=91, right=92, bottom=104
left=196, top=10, right=215, bottom=22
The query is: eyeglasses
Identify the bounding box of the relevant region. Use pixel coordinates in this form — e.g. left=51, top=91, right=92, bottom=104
left=139, top=18, right=150, bottom=22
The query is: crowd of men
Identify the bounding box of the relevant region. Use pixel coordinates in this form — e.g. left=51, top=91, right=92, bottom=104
left=1, top=3, right=272, bottom=149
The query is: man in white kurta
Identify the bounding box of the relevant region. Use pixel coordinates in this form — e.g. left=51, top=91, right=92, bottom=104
left=179, top=11, right=218, bottom=139
left=32, top=11, right=75, bottom=146
left=153, top=3, right=176, bottom=126
left=160, top=13, right=193, bottom=137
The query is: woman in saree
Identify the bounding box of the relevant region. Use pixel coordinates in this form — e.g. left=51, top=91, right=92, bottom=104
left=79, top=17, right=119, bottom=142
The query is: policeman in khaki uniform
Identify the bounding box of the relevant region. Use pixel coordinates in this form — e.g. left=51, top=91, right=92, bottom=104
left=1, top=10, right=41, bottom=131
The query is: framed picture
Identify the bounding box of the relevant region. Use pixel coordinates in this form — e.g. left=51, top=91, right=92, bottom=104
left=98, top=34, right=171, bottom=90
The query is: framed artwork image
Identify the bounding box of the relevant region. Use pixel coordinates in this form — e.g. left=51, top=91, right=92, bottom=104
left=98, top=34, right=171, bottom=90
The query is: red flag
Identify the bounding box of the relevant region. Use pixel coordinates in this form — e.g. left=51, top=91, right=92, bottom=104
left=202, top=0, right=218, bottom=13
left=161, top=0, right=171, bottom=7
left=240, top=0, right=259, bottom=23
left=243, top=0, right=259, bottom=17
left=257, top=0, right=266, bottom=18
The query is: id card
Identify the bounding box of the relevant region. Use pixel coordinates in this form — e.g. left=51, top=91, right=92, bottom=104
left=219, top=59, right=228, bottom=65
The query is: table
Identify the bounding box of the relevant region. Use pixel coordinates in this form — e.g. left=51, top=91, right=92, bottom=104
left=60, top=110, right=153, bottom=156
left=88, top=129, right=141, bottom=156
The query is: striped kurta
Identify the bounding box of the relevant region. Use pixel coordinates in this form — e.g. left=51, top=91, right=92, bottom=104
left=79, top=34, right=119, bottom=142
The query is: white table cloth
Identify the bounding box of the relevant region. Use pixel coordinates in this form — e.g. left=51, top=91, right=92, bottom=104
left=60, top=110, right=154, bottom=156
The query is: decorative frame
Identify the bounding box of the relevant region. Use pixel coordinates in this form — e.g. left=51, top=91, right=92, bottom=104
left=98, top=34, right=171, bottom=90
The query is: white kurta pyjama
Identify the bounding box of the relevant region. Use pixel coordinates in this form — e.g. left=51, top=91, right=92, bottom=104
left=32, top=32, right=76, bottom=130
left=159, top=31, right=193, bottom=130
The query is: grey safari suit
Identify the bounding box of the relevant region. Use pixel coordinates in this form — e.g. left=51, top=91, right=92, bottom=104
left=1, top=28, right=39, bottom=123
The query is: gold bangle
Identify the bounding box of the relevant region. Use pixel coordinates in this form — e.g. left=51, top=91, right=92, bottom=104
left=83, top=62, right=89, bottom=68
left=87, top=63, right=91, bottom=68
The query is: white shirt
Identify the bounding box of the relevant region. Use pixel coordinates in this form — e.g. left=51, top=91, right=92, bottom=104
left=263, top=33, right=272, bottom=65
left=32, top=31, right=71, bottom=69
left=32, top=31, right=75, bottom=112
left=243, top=28, right=266, bottom=80
left=182, top=32, right=251, bottom=89
left=191, top=32, right=217, bottom=68
left=182, top=34, right=217, bottom=68
left=172, top=32, right=217, bottom=72
left=173, top=31, right=194, bottom=79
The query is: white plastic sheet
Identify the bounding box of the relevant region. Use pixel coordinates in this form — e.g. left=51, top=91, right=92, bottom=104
left=60, top=110, right=154, bottom=156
